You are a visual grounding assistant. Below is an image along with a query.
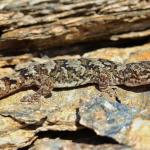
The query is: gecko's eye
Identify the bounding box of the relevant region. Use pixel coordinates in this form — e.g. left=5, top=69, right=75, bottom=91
left=20, top=68, right=29, bottom=77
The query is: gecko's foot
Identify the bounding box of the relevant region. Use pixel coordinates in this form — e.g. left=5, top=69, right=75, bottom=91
left=20, top=93, right=42, bottom=103
left=99, top=85, right=118, bottom=99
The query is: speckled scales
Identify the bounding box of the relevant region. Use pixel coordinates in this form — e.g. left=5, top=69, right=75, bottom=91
left=0, top=58, right=150, bottom=102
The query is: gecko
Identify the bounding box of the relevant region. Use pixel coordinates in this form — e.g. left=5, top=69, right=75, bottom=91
left=0, top=58, right=150, bottom=102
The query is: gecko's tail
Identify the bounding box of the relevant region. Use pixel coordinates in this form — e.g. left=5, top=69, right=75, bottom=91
left=0, top=75, right=26, bottom=99
left=124, top=61, right=150, bottom=87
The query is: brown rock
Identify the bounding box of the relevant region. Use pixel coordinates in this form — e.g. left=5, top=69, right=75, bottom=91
left=30, top=138, right=132, bottom=150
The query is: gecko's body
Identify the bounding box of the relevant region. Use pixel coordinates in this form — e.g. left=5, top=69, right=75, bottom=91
left=0, top=58, right=150, bottom=102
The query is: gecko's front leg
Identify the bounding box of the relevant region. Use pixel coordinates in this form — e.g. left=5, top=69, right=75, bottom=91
left=21, top=75, right=53, bottom=103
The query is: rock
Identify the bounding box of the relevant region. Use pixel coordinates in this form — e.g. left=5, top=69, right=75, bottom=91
left=79, top=96, right=150, bottom=149
left=29, top=138, right=132, bottom=150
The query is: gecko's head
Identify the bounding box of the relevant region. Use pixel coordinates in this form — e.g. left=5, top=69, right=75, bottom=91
left=19, top=63, right=49, bottom=79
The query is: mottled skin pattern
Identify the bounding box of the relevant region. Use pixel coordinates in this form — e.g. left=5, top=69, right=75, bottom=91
left=0, top=58, right=150, bottom=102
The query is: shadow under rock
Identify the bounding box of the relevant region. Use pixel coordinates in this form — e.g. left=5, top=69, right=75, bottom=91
left=118, top=84, right=150, bottom=93
left=1, top=34, right=150, bottom=57
left=36, top=128, right=119, bottom=145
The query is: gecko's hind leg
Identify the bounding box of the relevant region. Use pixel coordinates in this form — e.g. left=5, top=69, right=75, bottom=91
left=20, top=76, right=53, bottom=103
